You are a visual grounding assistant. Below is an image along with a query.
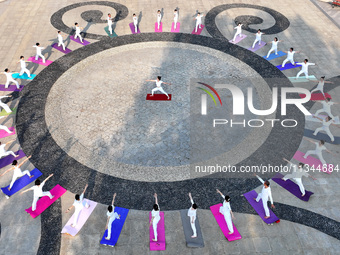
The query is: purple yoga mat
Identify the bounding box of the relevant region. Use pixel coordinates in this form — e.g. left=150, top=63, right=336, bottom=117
left=276, top=63, right=301, bottom=71
left=155, top=22, right=162, bottom=32
left=248, top=41, right=266, bottom=52
left=149, top=211, right=165, bottom=250
left=210, top=204, right=242, bottom=241
left=272, top=173, right=313, bottom=201
left=293, top=151, right=332, bottom=174
left=0, top=150, right=25, bottom=169
left=129, top=23, right=141, bottom=34
left=229, top=34, right=247, bottom=44
left=0, top=84, right=24, bottom=92
left=243, top=190, right=280, bottom=224
left=192, top=25, right=204, bottom=35
left=0, top=127, right=15, bottom=138
left=51, top=43, right=72, bottom=54
left=69, top=35, right=90, bottom=46
left=171, top=22, right=180, bottom=32
left=27, top=56, right=53, bottom=66
left=61, top=199, right=97, bottom=236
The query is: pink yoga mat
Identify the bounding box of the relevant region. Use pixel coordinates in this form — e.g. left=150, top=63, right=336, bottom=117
left=171, top=22, right=180, bottom=32
left=129, top=23, right=141, bottom=34
left=155, top=22, right=162, bottom=32
left=293, top=151, right=332, bottom=174
left=69, top=35, right=90, bottom=46
left=25, top=184, right=66, bottom=218
left=149, top=211, right=165, bottom=250
left=210, top=204, right=242, bottom=241
left=229, top=34, right=247, bottom=44
left=248, top=41, right=266, bottom=52
left=27, top=57, right=53, bottom=66
left=51, top=43, right=72, bottom=54
left=0, top=84, right=24, bottom=92
left=0, top=127, right=15, bottom=138
left=299, top=93, right=331, bottom=101
left=61, top=199, right=97, bottom=236
left=192, top=25, right=204, bottom=35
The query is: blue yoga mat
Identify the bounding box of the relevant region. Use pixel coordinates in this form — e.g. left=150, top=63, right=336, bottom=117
left=263, top=51, right=286, bottom=61
left=1, top=168, right=42, bottom=197
left=0, top=150, right=25, bottom=169
left=12, top=73, right=36, bottom=80
left=100, top=207, right=129, bottom=246
left=304, top=128, right=340, bottom=144
left=276, top=63, right=302, bottom=71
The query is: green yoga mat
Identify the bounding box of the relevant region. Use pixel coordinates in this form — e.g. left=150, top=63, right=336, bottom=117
left=104, top=26, right=118, bottom=38
left=0, top=107, right=16, bottom=116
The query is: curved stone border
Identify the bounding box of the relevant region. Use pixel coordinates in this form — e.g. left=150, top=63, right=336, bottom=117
left=50, top=1, right=129, bottom=40
left=205, top=4, right=290, bottom=40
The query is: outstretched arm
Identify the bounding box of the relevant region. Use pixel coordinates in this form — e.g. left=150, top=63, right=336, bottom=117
left=303, top=137, right=315, bottom=143
left=326, top=149, right=336, bottom=156
left=5, top=139, right=15, bottom=145
left=20, top=186, right=33, bottom=195
left=282, top=157, right=293, bottom=165
left=82, top=184, right=88, bottom=195
left=216, top=189, right=225, bottom=199
left=18, top=155, right=32, bottom=168
left=0, top=166, right=14, bottom=177
left=145, top=80, right=156, bottom=82
left=111, top=193, right=117, bottom=205
left=154, top=193, right=158, bottom=205
left=188, top=192, right=194, bottom=204
left=254, top=174, right=264, bottom=184
left=43, top=173, right=53, bottom=183
left=162, top=82, right=171, bottom=85
left=312, top=116, right=323, bottom=121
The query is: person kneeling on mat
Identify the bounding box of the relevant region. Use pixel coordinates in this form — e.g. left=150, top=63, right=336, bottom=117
left=187, top=192, right=198, bottom=238
left=149, top=193, right=161, bottom=242
left=254, top=174, right=275, bottom=219
left=105, top=193, right=120, bottom=240
left=216, top=189, right=235, bottom=234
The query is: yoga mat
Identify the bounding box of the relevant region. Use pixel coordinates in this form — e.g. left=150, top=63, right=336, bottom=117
left=0, top=108, right=16, bottom=116
left=263, top=51, right=286, bottom=60
left=299, top=93, right=331, bottom=101
left=61, top=199, right=97, bottom=236
left=272, top=173, right=313, bottom=201
left=0, top=127, right=15, bottom=138
left=180, top=209, right=204, bottom=247
left=69, top=35, right=90, bottom=46
left=27, top=57, right=53, bottom=66
left=303, top=128, right=340, bottom=145
left=129, top=23, right=141, bottom=34
left=192, top=25, right=205, bottom=35
left=25, top=184, right=66, bottom=218
left=0, top=150, right=25, bottom=169
left=171, top=22, right=180, bottom=32
left=229, top=34, right=247, bottom=44
left=243, top=190, right=280, bottom=224
left=149, top=211, right=165, bottom=250
left=247, top=41, right=266, bottom=52
left=276, top=63, right=302, bottom=71
left=100, top=207, right=129, bottom=247
left=293, top=151, right=333, bottom=174
left=104, top=26, right=118, bottom=37
left=51, top=43, right=72, bottom=54
left=0, top=84, right=24, bottom=92
left=1, top=168, right=42, bottom=198
left=146, top=94, right=172, bottom=101
left=12, top=73, right=36, bottom=80
left=210, top=204, right=242, bottom=242
left=288, top=75, right=318, bottom=83
left=155, top=22, right=162, bottom=32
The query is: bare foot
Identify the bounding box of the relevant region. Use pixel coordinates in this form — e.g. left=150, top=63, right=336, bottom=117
left=71, top=224, right=76, bottom=228
left=228, top=231, right=234, bottom=235
left=152, top=239, right=157, bottom=242
left=51, top=196, right=55, bottom=199
left=264, top=216, right=270, bottom=219
left=191, top=235, right=197, bottom=238
left=30, top=175, right=34, bottom=178
left=281, top=178, right=286, bottom=181
left=150, top=95, right=154, bottom=97
left=301, top=194, right=305, bottom=197
left=105, top=237, right=110, bottom=240
left=8, top=187, right=11, bottom=191
left=15, top=155, right=20, bottom=158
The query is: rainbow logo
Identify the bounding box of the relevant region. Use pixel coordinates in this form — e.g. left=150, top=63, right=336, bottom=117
left=197, top=82, right=222, bottom=115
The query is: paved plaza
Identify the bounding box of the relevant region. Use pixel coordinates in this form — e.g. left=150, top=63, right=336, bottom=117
left=0, top=0, right=340, bottom=254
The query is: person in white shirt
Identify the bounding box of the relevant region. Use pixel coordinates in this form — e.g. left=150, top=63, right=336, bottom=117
left=252, top=29, right=265, bottom=48
left=133, top=14, right=138, bottom=33
left=107, top=13, right=113, bottom=35
left=0, top=95, right=13, bottom=113
left=314, top=98, right=338, bottom=119
left=57, top=31, right=66, bottom=51
left=0, top=116, right=14, bottom=134
left=281, top=48, right=300, bottom=67
left=303, top=138, right=335, bottom=164
left=232, top=23, right=243, bottom=42
left=282, top=158, right=316, bottom=196
left=33, top=43, right=46, bottom=63
left=105, top=193, right=120, bottom=240
left=156, top=10, right=162, bottom=30
left=310, top=76, right=334, bottom=98
left=173, top=9, right=179, bottom=29
left=1, top=69, right=19, bottom=89
left=146, top=76, right=171, bottom=99
left=21, top=174, right=54, bottom=211
left=194, top=13, right=204, bottom=33
left=17, top=56, right=31, bottom=78
left=254, top=174, right=275, bottom=218
left=0, top=139, right=18, bottom=159
left=187, top=192, right=198, bottom=238
left=216, top=189, right=235, bottom=234
left=65, top=184, right=90, bottom=227
left=149, top=193, right=160, bottom=242
left=312, top=116, right=340, bottom=142
left=266, top=37, right=283, bottom=58
left=1, top=156, right=33, bottom=191
left=74, top=23, right=84, bottom=43
left=295, top=59, right=316, bottom=79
